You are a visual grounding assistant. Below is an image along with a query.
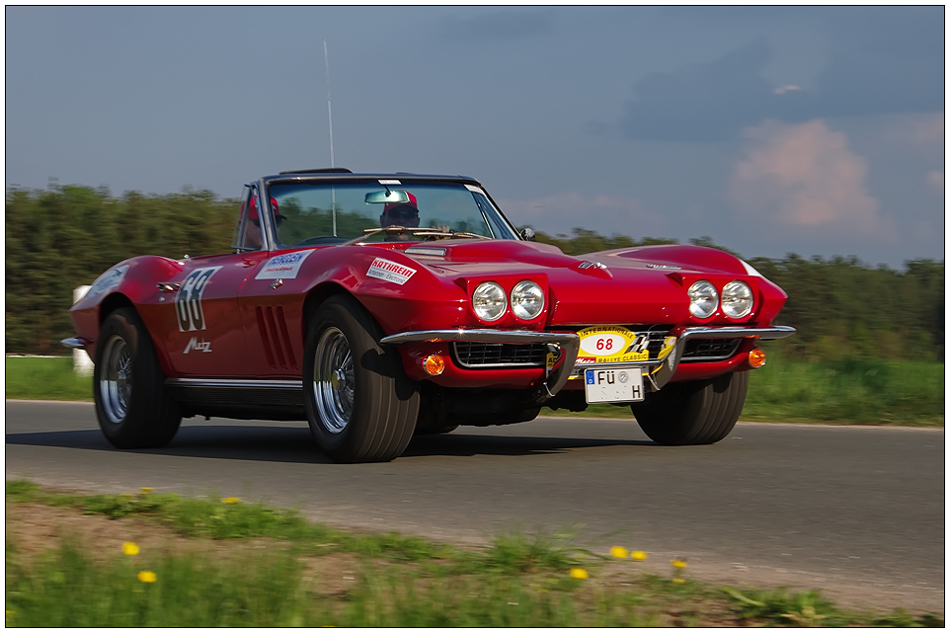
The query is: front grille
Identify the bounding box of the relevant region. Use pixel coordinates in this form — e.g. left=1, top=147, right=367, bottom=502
left=681, top=338, right=742, bottom=362
left=453, top=342, right=548, bottom=368
left=644, top=332, right=670, bottom=357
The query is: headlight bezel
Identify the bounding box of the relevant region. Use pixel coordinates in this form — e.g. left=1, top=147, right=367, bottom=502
left=510, top=280, right=545, bottom=321
left=721, top=280, right=754, bottom=319
left=688, top=280, right=719, bottom=319
left=472, top=281, right=508, bottom=322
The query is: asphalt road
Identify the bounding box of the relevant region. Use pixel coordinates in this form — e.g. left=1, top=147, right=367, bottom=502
left=5, top=400, right=945, bottom=612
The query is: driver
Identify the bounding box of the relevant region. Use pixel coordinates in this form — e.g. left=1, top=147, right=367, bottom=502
left=245, top=196, right=287, bottom=250
left=379, top=192, right=420, bottom=229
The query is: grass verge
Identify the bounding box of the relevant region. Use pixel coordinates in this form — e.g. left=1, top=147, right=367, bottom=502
left=5, top=357, right=92, bottom=402
left=6, top=355, right=944, bottom=426
left=545, top=352, right=944, bottom=426
left=6, top=480, right=943, bottom=627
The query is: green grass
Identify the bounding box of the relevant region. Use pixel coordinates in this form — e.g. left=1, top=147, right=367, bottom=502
left=545, top=353, right=944, bottom=427
left=5, top=480, right=451, bottom=562
left=741, top=353, right=944, bottom=426
left=5, top=357, right=92, bottom=401
left=5, top=480, right=945, bottom=627
left=5, top=355, right=944, bottom=426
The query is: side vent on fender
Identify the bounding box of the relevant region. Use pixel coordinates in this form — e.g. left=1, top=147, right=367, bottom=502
left=255, top=306, right=298, bottom=371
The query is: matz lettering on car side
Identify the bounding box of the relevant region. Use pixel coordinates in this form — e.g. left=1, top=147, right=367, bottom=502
left=183, top=337, right=212, bottom=354
left=175, top=267, right=221, bottom=332
left=367, top=257, right=417, bottom=285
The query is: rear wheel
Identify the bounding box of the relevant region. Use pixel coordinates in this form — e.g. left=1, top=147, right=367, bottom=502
left=631, top=371, right=748, bottom=445
left=304, top=295, right=420, bottom=462
left=94, top=308, right=181, bottom=448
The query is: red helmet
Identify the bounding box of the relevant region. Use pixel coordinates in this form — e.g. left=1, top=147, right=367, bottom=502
left=383, top=191, right=418, bottom=214
left=247, top=196, right=286, bottom=221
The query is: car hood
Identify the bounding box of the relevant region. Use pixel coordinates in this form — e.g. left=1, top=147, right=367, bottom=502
left=387, top=239, right=785, bottom=327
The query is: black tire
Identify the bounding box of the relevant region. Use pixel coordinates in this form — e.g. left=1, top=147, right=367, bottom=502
left=303, top=295, right=420, bottom=462
left=631, top=371, right=748, bottom=445
left=93, top=308, right=182, bottom=449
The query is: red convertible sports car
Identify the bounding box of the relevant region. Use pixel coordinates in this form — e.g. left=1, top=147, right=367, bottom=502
left=64, top=169, right=794, bottom=462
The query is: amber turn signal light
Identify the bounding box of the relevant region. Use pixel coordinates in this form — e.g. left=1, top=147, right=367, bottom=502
left=423, top=354, right=446, bottom=376
left=748, top=348, right=767, bottom=368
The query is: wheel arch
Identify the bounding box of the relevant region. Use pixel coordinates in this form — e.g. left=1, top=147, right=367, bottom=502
left=96, top=293, right=175, bottom=378
left=302, top=282, right=356, bottom=339
left=99, top=292, right=136, bottom=328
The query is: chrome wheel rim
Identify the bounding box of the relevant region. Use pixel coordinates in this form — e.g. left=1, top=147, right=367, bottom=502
left=313, top=327, right=354, bottom=434
left=99, top=334, right=132, bottom=424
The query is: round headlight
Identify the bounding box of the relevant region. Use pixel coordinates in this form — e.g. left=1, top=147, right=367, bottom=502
left=472, top=281, right=507, bottom=322
left=721, top=280, right=753, bottom=319
left=510, top=280, right=544, bottom=320
left=688, top=280, right=719, bottom=319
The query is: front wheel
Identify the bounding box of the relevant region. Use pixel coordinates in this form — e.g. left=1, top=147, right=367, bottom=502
left=93, top=308, right=181, bottom=448
left=303, top=295, right=419, bottom=462
left=631, top=371, right=748, bottom=445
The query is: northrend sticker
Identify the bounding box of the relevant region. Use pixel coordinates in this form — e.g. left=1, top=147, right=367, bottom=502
left=87, top=264, right=130, bottom=298
left=176, top=267, right=222, bottom=332
left=367, top=257, right=417, bottom=285
left=255, top=250, right=314, bottom=280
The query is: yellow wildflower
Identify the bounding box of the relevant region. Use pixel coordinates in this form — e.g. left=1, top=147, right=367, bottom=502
left=569, top=568, right=589, bottom=580
left=610, top=546, right=628, bottom=559
left=672, top=578, right=686, bottom=584
left=139, top=487, right=153, bottom=493
left=221, top=497, right=241, bottom=504
left=122, top=542, right=140, bottom=556
left=631, top=551, right=648, bottom=561
left=138, top=570, right=157, bottom=583
left=121, top=494, right=134, bottom=498
left=671, top=559, right=688, bottom=569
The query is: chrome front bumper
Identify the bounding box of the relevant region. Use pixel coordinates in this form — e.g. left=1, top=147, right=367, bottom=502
left=381, top=325, right=795, bottom=400
left=380, top=329, right=581, bottom=401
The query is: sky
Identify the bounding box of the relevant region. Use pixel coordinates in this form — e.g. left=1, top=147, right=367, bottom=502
left=5, top=6, right=945, bottom=268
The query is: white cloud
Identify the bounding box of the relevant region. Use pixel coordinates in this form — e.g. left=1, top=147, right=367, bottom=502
left=730, top=119, right=891, bottom=238
left=927, top=170, right=943, bottom=194
left=906, top=112, right=943, bottom=145
left=772, top=84, right=801, bottom=94
left=880, top=111, right=945, bottom=146
left=497, top=192, right=666, bottom=237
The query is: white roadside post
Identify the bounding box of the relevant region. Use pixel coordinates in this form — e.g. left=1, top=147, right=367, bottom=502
left=72, top=285, right=93, bottom=376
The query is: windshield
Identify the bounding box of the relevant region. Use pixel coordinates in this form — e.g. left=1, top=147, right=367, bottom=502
left=266, top=180, right=519, bottom=247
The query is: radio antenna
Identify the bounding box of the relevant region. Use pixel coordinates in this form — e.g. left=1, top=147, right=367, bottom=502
left=324, top=39, right=337, bottom=235
left=324, top=39, right=335, bottom=168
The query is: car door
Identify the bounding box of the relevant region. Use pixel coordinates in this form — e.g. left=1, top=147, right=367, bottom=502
left=235, top=246, right=313, bottom=380
left=150, top=186, right=270, bottom=378
left=159, top=252, right=268, bottom=377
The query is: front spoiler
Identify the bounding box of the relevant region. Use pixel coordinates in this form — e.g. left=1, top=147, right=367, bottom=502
left=381, top=325, right=795, bottom=400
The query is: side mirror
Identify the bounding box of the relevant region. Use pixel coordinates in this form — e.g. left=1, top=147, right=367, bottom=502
left=519, top=227, right=536, bottom=242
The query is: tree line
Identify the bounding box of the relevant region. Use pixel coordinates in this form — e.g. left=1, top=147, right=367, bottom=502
left=5, top=186, right=944, bottom=361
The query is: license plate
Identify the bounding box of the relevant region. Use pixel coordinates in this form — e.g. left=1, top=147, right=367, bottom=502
left=584, top=366, right=644, bottom=403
